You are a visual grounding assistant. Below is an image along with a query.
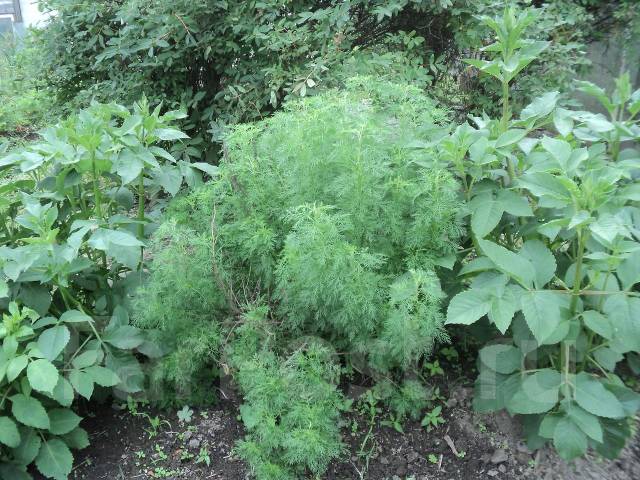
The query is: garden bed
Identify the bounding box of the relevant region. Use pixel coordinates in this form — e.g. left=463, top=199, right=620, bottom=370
left=63, top=375, right=640, bottom=480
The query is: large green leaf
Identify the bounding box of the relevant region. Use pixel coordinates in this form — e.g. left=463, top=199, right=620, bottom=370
left=553, top=417, right=587, bottom=461
left=0, top=417, right=21, bottom=448
left=520, top=91, right=559, bottom=121
left=479, top=344, right=521, bottom=374
left=11, top=395, right=50, bottom=429
left=516, top=172, right=572, bottom=202
left=69, top=370, right=94, bottom=400
left=35, top=438, right=74, bottom=480
left=27, top=359, right=59, bottom=394
left=37, top=326, right=71, bottom=362
left=11, top=426, right=41, bottom=465
left=507, top=369, right=561, bottom=415
left=59, top=309, right=93, bottom=324
left=581, top=310, right=613, bottom=340
left=7, top=355, right=28, bottom=382
left=518, top=240, right=556, bottom=288
left=520, top=290, right=565, bottom=343
left=478, top=239, right=535, bottom=288
left=574, top=372, right=625, bottom=419
left=471, top=197, right=504, bottom=238
left=567, top=404, right=603, bottom=442
left=445, top=289, right=491, bottom=325
left=85, top=365, right=120, bottom=387
left=48, top=409, right=82, bottom=435
left=103, top=325, right=144, bottom=349
left=61, top=427, right=90, bottom=450
left=488, top=285, right=520, bottom=334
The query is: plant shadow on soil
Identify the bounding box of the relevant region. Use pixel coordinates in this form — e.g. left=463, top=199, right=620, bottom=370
left=34, top=355, right=640, bottom=480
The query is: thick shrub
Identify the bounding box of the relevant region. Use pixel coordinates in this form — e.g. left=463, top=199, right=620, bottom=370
left=33, top=0, right=622, bottom=137
left=134, top=77, right=462, bottom=477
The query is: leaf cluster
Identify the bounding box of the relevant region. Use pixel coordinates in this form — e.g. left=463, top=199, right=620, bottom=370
left=0, top=100, right=195, bottom=478
left=442, top=6, right=640, bottom=462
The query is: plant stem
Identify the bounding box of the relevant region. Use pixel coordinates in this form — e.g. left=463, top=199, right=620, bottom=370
left=500, top=80, right=510, bottom=132
left=562, top=229, right=586, bottom=394
left=91, top=150, right=102, bottom=219
left=136, top=171, right=145, bottom=270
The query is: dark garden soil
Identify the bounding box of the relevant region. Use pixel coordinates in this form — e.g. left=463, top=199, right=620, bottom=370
left=57, top=367, right=640, bottom=480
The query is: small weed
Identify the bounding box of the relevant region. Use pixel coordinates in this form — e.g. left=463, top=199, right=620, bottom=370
left=424, top=360, right=444, bottom=377
left=421, top=405, right=445, bottom=431
left=178, top=405, right=194, bottom=423
left=428, top=453, right=439, bottom=464
left=196, top=446, right=211, bottom=467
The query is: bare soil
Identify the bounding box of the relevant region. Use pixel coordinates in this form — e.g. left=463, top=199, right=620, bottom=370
left=57, top=372, right=640, bottom=480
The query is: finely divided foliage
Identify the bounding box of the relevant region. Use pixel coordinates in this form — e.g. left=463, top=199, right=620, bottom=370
left=444, top=7, right=640, bottom=462
left=134, top=78, right=462, bottom=478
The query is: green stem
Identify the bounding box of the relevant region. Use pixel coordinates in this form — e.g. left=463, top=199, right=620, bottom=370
left=500, top=80, right=510, bottom=132
left=91, top=150, right=102, bottom=219
left=562, top=229, right=587, bottom=394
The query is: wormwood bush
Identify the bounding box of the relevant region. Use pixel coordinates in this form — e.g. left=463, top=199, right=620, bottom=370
left=229, top=308, right=344, bottom=480
left=211, top=77, right=461, bottom=373
left=135, top=77, right=462, bottom=477
left=133, top=189, right=224, bottom=405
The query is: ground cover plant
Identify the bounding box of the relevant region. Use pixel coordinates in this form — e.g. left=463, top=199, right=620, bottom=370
left=0, top=99, right=218, bottom=479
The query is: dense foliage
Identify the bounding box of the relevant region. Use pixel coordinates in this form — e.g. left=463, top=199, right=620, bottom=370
left=33, top=0, right=627, bottom=139
left=0, top=100, right=214, bottom=478
left=442, top=7, right=640, bottom=461
left=133, top=78, right=462, bottom=477
left=0, top=1, right=638, bottom=478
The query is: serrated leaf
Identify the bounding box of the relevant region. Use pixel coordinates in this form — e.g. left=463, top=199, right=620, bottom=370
left=479, top=344, right=521, bottom=374
left=62, top=427, right=90, bottom=450
left=11, top=394, right=50, bottom=429
left=72, top=350, right=99, bottom=369
left=27, top=359, right=59, bottom=394
left=574, top=372, right=625, bottom=419
left=191, top=162, right=220, bottom=177
left=471, top=197, right=504, bottom=237
left=521, top=91, right=559, bottom=120
left=12, top=426, right=41, bottom=465
left=59, top=310, right=93, bottom=324
left=495, top=129, right=527, bottom=148
left=553, top=417, right=587, bottom=460
left=445, top=289, right=491, bottom=325
left=497, top=190, right=532, bottom=216
left=103, top=325, right=144, bottom=349
left=0, top=417, right=21, bottom=448
left=48, top=409, right=82, bottom=435
left=86, top=365, right=120, bottom=387
left=69, top=370, right=94, bottom=400
left=516, top=172, right=572, bottom=202
left=154, top=128, right=189, bottom=141
left=566, top=404, right=603, bottom=442
left=518, top=240, right=556, bottom=288
left=508, top=369, right=561, bottom=415
left=488, top=285, right=520, bottom=334
left=51, top=376, right=74, bottom=407
left=581, top=310, right=613, bottom=340
left=520, top=290, right=565, bottom=343
left=7, top=355, right=29, bottom=382
left=594, top=347, right=623, bottom=372
left=478, top=239, right=535, bottom=288
left=35, top=438, right=73, bottom=480
left=37, top=326, right=71, bottom=361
